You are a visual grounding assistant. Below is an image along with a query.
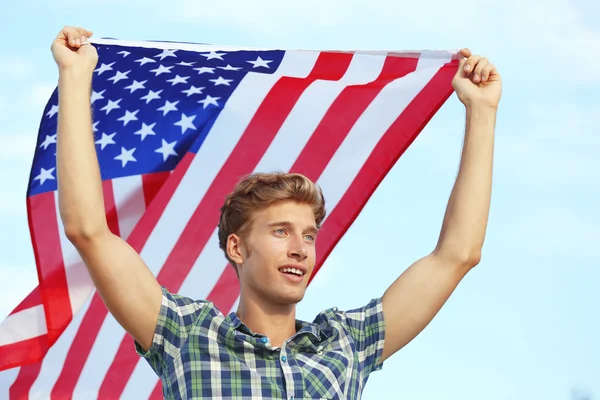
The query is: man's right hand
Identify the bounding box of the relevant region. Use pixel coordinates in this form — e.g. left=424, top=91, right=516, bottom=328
left=51, top=26, right=98, bottom=74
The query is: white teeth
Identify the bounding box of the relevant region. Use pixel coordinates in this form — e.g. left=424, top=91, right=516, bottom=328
left=281, top=267, right=304, bottom=276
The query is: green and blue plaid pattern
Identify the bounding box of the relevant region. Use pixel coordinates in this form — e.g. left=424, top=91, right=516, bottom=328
left=136, top=287, right=385, bottom=399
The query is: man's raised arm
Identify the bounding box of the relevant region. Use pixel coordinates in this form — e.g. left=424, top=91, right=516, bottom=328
left=53, top=26, right=162, bottom=352
left=379, top=48, right=502, bottom=363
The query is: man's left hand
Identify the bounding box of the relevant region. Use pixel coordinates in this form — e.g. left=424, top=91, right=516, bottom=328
left=452, top=48, right=502, bottom=109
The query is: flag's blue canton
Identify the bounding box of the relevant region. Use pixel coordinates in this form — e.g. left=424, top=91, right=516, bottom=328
left=28, top=43, right=285, bottom=197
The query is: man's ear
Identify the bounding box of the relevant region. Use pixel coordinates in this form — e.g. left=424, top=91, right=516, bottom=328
left=227, top=233, right=245, bottom=265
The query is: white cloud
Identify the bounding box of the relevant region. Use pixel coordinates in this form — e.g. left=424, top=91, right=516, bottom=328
left=498, top=100, right=600, bottom=186
left=28, top=82, right=57, bottom=117
left=0, top=132, right=38, bottom=160
left=506, top=207, right=599, bottom=262
left=0, top=58, right=35, bottom=81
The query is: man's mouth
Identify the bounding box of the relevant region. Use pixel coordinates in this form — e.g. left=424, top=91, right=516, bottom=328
left=278, top=267, right=306, bottom=277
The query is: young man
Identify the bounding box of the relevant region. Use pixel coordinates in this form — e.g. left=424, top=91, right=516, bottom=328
left=52, top=26, right=501, bottom=399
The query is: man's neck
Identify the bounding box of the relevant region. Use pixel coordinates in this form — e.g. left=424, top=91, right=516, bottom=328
left=235, top=295, right=298, bottom=347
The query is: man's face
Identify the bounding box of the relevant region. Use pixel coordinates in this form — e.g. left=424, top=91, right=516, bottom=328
left=235, top=200, right=318, bottom=306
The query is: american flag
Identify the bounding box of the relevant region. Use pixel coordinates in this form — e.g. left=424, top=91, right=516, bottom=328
left=0, top=37, right=457, bottom=398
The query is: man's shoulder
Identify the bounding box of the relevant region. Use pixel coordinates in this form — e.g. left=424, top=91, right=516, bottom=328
left=311, top=296, right=384, bottom=327
left=159, top=286, right=227, bottom=322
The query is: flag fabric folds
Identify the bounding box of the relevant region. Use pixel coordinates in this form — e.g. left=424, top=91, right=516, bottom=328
left=0, top=37, right=457, bottom=398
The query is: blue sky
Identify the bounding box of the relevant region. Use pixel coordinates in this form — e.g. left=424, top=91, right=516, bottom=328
left=0, top=1, right=599, bottom=399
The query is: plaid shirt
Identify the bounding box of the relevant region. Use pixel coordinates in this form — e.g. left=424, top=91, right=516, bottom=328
left=136, top=286, right=386, bottom=399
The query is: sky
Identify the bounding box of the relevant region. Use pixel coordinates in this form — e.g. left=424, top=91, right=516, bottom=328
left=0, top=0, right=599, bottom=399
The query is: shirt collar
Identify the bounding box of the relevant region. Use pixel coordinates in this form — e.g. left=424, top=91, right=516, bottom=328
left=226, top=311, right=321, bottom=340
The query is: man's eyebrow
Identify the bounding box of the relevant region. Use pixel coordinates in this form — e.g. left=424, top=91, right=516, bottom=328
left=266, top=221, right=319, bottom=233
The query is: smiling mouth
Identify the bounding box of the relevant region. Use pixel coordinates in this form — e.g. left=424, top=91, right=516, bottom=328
left=278, top=267, right=305, bottom=277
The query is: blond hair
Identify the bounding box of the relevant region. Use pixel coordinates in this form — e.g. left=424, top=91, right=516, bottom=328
left=218, top=172, right=326, bottom=267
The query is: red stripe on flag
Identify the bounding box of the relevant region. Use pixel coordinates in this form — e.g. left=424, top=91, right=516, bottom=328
left=150, top=380, right=163, bottom=400
left=98, top=52, right=354, bottom=399
left=11, top=286, right=42, bottom=314
left=311, top=60, right=457, bottom=281
left=142, top=172, right=171, bottom=208
left=27, top=193, right=71, bottom=346
left=205, top=265, right=240, bottom=314
left=103, top=180, right=119, bottom=236
left=49, top=154, right=194, bottom=398
left=10, top=363, right=42, bottom=400
left=0, top=335, right=47, bottom=372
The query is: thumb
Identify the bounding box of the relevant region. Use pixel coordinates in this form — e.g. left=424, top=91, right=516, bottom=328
left=454, top=51, right=467, bottom=79
left=78, top=37, right=98, bottom=62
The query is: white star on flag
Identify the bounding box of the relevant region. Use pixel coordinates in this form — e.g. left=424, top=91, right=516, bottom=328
left=46, top=105, right=59, bottom=118
left=198, top=95, right=220, bottom=109
left=135, top=57, right=156, bottom=66
left=124, top=80, right=147, bottom=93
left=114, top=147, right=136, bottom=167
left=95, top=62, right=115, bottom=75
left=218, top=64, right=242, bottom=71
left=149, top=65, right=173, bottom=76
left=157, top=100, right=179, bottom=116
left=34, top=167, right=55, bottom=185
left=91, top=90, right=105, bottom=103
left=247, top=56, right=273, bottom=68
left=108, top=70, right=131, bottom=84
left=200, top=51, right=225, bottom=60
left=101, top=99, right=122, bottom=114
left=117, top=50, right=131, bottom=57
left=209, top=76, right=233, bottom=86
left=117, top=110, right=139, bottom=126
left=134, top=123, right=157, bottom=141
left=181, top=86, right=204, bottom=96
left=194, top=67, right=215, bottom=75
left=39, top=134, right=57, bottom=150
left=154, top=49, right=177, bottom=60
left=167, top=75, right=190, bottom=86
left=95, top=132, right=117, bottom=150
left=140, top=90, right=163, bottom=104
left=174, top=113, right=197, bottom=134
left=155, top=139, right=178, bottom=161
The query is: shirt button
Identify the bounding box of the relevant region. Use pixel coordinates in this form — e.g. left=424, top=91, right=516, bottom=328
left=281, top=355, right=287, bottom=362
left=261, top=337, right=268, bottom=343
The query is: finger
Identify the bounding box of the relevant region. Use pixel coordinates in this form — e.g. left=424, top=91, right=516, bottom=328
left=59, top=26, right=93, bottom=48
left=463, top=55, right=481, bottom=76
left=472, top=58, right=489, bottom=83
left=459, top=48, right=471, bottom=58
left=481, top=63, right=496, bottom=82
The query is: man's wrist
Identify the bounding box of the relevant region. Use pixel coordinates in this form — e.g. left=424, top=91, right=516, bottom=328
left=58, top=66, right=94, bottom=87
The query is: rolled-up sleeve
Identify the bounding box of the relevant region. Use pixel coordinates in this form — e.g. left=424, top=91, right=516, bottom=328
left=134, top=286, right=208, bottom=376
left=340, top=297, right=386, bottom=377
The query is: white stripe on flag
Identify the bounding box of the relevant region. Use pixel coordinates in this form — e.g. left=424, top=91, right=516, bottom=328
left=71, top=49, right=321, bottom=398
left=0, top=366, right=19, bottom=399
left=121, top=50, right=389, bottom=399
left=0, top=305, right=46, bottom=347
left=113, top=175, right=147, bottom=240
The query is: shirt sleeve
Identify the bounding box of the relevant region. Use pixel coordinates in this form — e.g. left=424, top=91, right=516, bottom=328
left=339, top=297, right=386, bottom=377
left=134, top=286, right=210, bottom=377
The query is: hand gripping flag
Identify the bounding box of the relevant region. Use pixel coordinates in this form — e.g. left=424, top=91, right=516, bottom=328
left=0, top=37, right=458, bottom=398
